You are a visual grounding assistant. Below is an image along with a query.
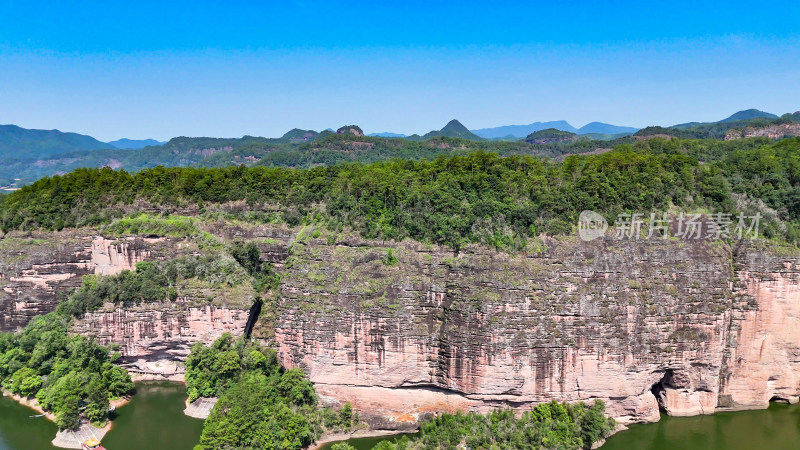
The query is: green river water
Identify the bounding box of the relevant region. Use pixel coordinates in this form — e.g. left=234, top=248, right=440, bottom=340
left=0, top=382, right=203, bottom=450
left=2, top=388, right=799, bottom=449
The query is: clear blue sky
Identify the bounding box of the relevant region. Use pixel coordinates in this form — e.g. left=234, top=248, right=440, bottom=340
left=1, top=0, right=798, bottom=141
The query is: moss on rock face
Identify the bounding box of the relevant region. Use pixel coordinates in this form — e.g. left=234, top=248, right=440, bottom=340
left=268, top=226, right=800, bottom=422
left=3, top=217, right=800, bottom=425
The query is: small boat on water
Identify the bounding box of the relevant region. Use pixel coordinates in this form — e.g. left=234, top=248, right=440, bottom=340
left=81, top=438, right=106, bottom=450
left=28, top=413, right=45, bottom=418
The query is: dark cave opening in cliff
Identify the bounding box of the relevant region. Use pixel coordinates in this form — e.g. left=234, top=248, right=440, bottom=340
left=650, top=369, right=674, bottom=413
left=243, top=298, right=262, bottom=338
left=769, top=395, right=791, bottom=404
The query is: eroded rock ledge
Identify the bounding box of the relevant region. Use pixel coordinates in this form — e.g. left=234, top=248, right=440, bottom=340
left=3, top=226, right=799, bottom=429
left=274, top=235, right=800, bottom=427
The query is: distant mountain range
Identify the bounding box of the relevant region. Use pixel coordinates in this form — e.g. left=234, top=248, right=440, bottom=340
left=0, top=124, right=115, bottom=157
left=107, top=138, right=165, bottom=149
left=1, top=108, right=795, bottom=189
left=470, top=121, right=638, bottom=138
left=405, top=119, right=483, bottom=141
left=471, top=120, right=576, bottom=138
left=671, top=109, right=779, bottom=129
left=367, top=132, right=406, bottom=138
left=0, top=124, right=166, bottom=156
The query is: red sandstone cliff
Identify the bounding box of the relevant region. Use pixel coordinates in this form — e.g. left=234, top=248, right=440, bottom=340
left=2, top=225, right=800, bottom=430
left=273, top=234, right=800, bottom=428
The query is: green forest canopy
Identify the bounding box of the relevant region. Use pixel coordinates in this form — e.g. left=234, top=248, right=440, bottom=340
left=0, top=312, right=134, bottom=430
left=2, top=137, right=800, bottom=249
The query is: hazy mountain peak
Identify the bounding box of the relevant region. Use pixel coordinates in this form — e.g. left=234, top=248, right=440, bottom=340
left=107, top=138, right=165, bottom=149
left=720, top=109, right=778, bottom=123
left=471, top=121, right=578, bottom=138
left=576, top=122, right=639, bottom=135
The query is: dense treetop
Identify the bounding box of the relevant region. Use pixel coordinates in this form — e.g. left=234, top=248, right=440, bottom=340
left=3, top=136, right=798, bottom=249
left=0, top=312, right=134, bottom=430
left=187, top=334, right=359, bottom=450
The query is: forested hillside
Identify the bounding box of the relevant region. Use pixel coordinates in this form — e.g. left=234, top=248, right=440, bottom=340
left=639, top=111, right=800, bottom=139
left=0, top=124, right=114, bottom=156
left=3, top=136, right=799, bottom=249
left=4, top=111, right=798, bottom=188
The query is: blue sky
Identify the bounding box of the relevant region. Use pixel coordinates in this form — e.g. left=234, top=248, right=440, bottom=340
left=1, top=0, right=799, bottom=141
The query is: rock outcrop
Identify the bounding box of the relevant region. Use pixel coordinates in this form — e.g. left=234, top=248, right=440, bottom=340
left=273, top=234, right=800, bottom=428
left=0, top=230, right=252, bottom=378
left=3, top=224, right=800, bottom=430
left=73, top=302, right=249, bottom=376
left=724, top=123, right=800, bottom=140
left=0, top=232, right=158, bottom=331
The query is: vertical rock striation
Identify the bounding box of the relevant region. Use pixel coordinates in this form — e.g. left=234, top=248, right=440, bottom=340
left=0, top=232, right=161, bottom=331
left=3, top=225, right=800, bottom=427
left=274, top=235, right=800, bottom=427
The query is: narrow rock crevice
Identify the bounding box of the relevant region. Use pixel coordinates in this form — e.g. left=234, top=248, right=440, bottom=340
left=243, top=298, right=262, bottom=339
left=650, top=369, right=674, bottom=414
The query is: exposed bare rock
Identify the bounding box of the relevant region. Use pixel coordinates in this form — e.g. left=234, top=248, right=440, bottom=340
left=73, top=302, right=249, bottom=375
left=273, top=235, right=800, bottom=427
left=724, top=123, right=800, bottom=140
left=4, top=224, right=800, bottom=429
left=0, top=232, right=173, bottom=331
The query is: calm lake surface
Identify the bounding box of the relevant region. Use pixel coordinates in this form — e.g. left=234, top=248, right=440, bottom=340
left=0, top=382, right=203, bottom=450
left=602, top=402, right=800, bottom=450
left=319, top=432, right=420, bottom=450
left=3, top=388, right=800, bottom=450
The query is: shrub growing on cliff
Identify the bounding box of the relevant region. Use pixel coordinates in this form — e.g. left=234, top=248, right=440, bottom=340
left=59, top=255, right=251, bottom=316
left=381, top=249, right=398, bottom=266
left=230, top=241, right=280, bottom=292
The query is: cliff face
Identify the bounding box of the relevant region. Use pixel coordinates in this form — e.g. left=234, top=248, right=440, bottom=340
left=273, top=234, right=800, bottom=428
left=0, top=231, right=253, bottom=377
left=724, top=123, right=800, bottom=140
left=3, top=225, right=800, bottom=429
left=72, top=302, right=249, bottom=377
left=0, top=233, right=159, bottom=331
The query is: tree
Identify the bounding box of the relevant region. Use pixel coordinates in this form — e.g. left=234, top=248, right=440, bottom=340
left=330, top=443, right=357, bottom=450
left=277, top=369, right=316, bottom=406
left=10, top=367, right=38, bottom=396
left=55, top=395, right=81, bottom=430
left=19, top=373, right=43, bottom=397
left=85, top=376, right=110, bottom=425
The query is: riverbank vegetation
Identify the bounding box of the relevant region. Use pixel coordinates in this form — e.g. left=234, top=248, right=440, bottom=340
left=0, top=312, right=134, bottom=429
left=330, top=400, right=613, bottom=450
left=187, top=334, right=359, bottom=450
left=413, top=400, right=612, bottom=450
left=185, top=335, right=613, bottom=450
left=3, top=137, right=799, bottom=250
